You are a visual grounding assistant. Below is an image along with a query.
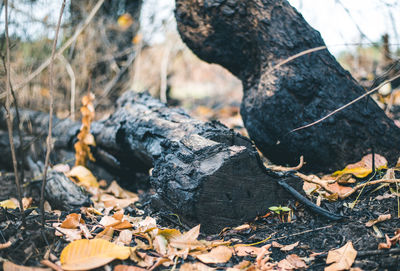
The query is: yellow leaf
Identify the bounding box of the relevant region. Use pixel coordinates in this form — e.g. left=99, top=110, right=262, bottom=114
left=157, top=228, right=181, bottom=240
left=67, top=166, right=99, bottom=188
left=325, top=241, right=357, bottom=271
left=60, top=239, right=131, bottom=270
left=0, top=199, right=17, bottom=209
left=117, top=13, right=133, bottom=30
left=333, top=154, right=387, bottom=178
left=196, top=246, right=233, bottom=264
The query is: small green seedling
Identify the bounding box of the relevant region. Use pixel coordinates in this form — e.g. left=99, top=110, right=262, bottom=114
left=269, top=205, right=291, bottom=222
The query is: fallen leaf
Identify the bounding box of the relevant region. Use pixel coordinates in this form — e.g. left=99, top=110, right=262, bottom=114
left=325, top=241, right=357, bottom=271
left=114, top=265, right=146, bottom=271
left=196, top=246, right=233, bottom=264
left=170, top=224, right=202, bottom=250
left=3, top=261, right=51, bottom=271
left=60, top=239, right=131, bottom=270
left=333, top=154, right=387, bottom=178
left=378, top=234, right=392, bottom=249
left=106, top=181, right=138, bottom=199
left=61, top=213, right=83, bottom=229
left=157, top=228, right=181, bottom=240
left=67, top=166, right=99, bottom=188
left=22, top=197, right=32, bottom=209
left=0, top=199, right=17, bottom=209
left=234, top=245, right=262, bottom=257
left=115, top=230, right=133, bottom=246
left=54, top=223, right=82, bottom=242
left=278, top=254, right=307, bottom=270
left=99, top=216, right=120, bottom=227
left=0, top=241, right=12, bottom=250
left=272, top=241, right=299, bottom=251
left=180, top=262, right=215, bottom=271
left=365, top=214, right=391, bottom=227
left=228, top=260, right=253, bottom=271
left=326, top=183, right=353, bottom=199
left=233, top=224, right=251, bottom=231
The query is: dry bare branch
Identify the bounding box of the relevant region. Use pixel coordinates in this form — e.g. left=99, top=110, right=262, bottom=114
left=3, top=0, right=25, bottom=227
left=40, top=0, right=66, bottom=227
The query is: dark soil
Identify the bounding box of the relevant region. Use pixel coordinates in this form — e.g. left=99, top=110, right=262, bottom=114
left=1, top=175, right=399, bottom=271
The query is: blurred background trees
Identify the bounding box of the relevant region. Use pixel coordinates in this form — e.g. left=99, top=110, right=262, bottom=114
left=0, top=0, right=399, bottom=125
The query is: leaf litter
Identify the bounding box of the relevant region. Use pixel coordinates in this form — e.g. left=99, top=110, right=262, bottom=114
left=2, top=95, right=400, bottom=271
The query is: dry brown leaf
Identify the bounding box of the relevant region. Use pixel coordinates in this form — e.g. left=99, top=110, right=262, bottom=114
left=233, top=224, right=251, bottom=231
left=106, top=181, right=138, bottom=199
left=278, top=254, right=307, bottom=270
left=114, top=265, right=147, bottom=271
left=99, top=216, right=120, bottom=227
left=272, top=241, right=299, bottom=251
left=60, top=239, right=131, bottom=270
left=234, top=246, right=262, bottom=257
left=326, top=183, right=353, bottom=199
left=54, top=223, right=82, bottom=242
left=228, top=260, right=253, bottom=271
left=325, top=241, right=357, bottom=271
left=79, top=224, right=93, bottom=239
left=365, top=214, right=391, bottom=227
left=333, top=154, right=387, bottom=178
left=196, top=246, right=233, bottom=264
left=22, top=197, right=32, bottom=209
left=378, top=234, right=392, bottom=249
left=0, top=241, right=12, bottom=250
left=3, top=261, right=51, bottom=271
left=180, top=262, right=215, bottom=271
left=115, top=230, right=133, bottom=246
left=170, top=224, right=202, bottom=250
left=113, top=220, right=133, bottom=230
left=95, top=227, right=115, bottom=241
left=61, top=213, right=83, bottom=229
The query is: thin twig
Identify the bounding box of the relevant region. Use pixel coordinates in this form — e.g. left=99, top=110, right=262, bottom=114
left=4, top=0, right=25, bottom=227
left=264, top=156, right=304, bottom=172
left=290, top=73, right=400, bottom=134
left=0, top=0, right=105, bottom=97
left=40, top=0, right=66, bottom=228
left=268, top=46, right=327, bottom=73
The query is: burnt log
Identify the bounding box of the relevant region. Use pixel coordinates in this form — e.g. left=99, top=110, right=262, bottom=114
left=2, top=92, right=306, bottom=232
left=175, top=0, right=400, bottom=172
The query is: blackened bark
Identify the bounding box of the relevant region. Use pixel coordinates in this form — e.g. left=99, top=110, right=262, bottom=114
left=175, top=0, right=400, bottom=172
left=2, top=92, right=301, bottom=232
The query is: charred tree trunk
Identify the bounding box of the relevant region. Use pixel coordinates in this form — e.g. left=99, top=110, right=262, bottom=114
left=175, top=0, right=400, bottom=172
left=2, top=92, right=303, bottom=232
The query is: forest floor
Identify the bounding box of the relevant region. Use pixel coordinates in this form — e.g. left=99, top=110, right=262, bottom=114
left=1, top=94, right=400, bottom=271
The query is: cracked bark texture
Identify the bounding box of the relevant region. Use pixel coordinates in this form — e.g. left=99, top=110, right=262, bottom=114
left=1, top=92, right=300, bottom=232
left=175, top=0, right=400, bottom=172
